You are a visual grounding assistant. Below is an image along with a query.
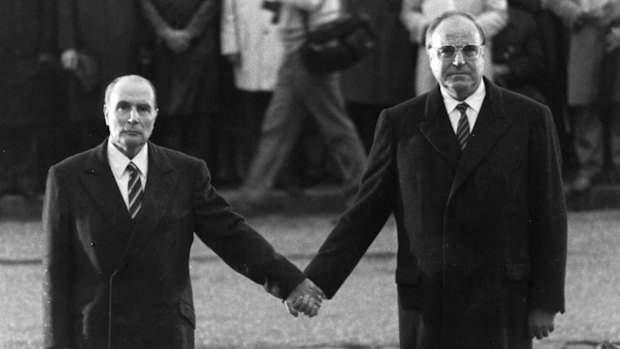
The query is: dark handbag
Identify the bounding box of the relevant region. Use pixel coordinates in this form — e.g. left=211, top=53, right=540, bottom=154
left=300, top=11, right=376, bottom=74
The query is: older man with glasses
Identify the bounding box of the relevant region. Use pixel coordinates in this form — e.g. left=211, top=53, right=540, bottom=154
left=400, top=0, right=508, bottom=96
left=295, top=11, right=567, bottom=349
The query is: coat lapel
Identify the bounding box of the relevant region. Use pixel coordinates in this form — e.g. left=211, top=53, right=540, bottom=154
left=419, top=86, right=461, bottom=171
left=78, top=139, right=134, bottom=243
left=449, top=79, right=511, bottom=198
left=116, top=143, right=179, bottom=272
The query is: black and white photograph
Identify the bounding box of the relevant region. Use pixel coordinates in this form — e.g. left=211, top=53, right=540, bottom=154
left=1, top=0, right=619, bottom=348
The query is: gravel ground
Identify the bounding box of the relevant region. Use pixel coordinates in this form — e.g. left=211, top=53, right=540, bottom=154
left=1, top=193, right=619, bottom=348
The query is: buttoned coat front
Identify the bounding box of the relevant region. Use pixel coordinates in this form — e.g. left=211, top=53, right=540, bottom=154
left=42, top=141, right=305, bottom=349
left=305, top=79, right=567, bottom=349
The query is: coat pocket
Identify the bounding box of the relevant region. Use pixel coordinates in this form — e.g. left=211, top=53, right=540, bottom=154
left=506, top=263, right=531, bottom=282
left=178, top=299, right=196, bottom=329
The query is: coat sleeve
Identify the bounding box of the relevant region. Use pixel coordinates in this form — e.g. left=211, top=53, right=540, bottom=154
left=400, top=0, right=430, bottom=44
left=476, top=0, right=508, bottom=38
left=138, top=0, right=171, bottom=37
left=504, top=12, right=545, bottom=86
left=542, top=0, right=581, bottom=26
left=220, top=0, right=240, bottom=56
left=304, top=110, right=397, bottom=299
left=190, top=160, right=305, bottom=299
left=527, top=106, right=567, bottom=314
left=42, top=166, right=76, bottom=349
left=184, top=0, right=219, bottom=40
left=57, top=0, right=76, bottom=51
left=278, top=0, right=326, bottom=12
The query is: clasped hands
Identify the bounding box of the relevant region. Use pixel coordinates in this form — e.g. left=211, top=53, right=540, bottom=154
left=285, top=278, right=325, bottom=318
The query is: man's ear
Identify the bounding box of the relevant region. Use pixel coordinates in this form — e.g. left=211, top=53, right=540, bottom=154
left=103, top=104, right=110, bottom=126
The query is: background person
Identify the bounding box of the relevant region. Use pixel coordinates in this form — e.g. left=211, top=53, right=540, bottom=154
left=138, top=0, right=220, bottom=163
left=57, top=0, right=141, bottom=152
left=544, top=0, right=620, bottom=192
left=238, top=0, right=367, bottom=210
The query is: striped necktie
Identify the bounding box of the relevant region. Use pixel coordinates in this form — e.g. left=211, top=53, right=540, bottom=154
left=455, top=102, right=470, bottom=150
left=127, top=162, right=143, bottom=219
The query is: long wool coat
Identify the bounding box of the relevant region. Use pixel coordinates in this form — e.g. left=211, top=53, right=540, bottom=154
left=42, top=141, right=305, bottom=349
left=58, top=0, right=141, bottom=122
left=139, top=0, right=219, bottom=117
left=220, top=0, right=283, bottom=92
left=305, top=79, right=567, bottom=349
left=340, top=0, right=416, bottom=106
left=0, top=0, right=56, bottom=129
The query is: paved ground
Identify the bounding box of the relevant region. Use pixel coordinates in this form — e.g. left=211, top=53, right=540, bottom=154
left=0, top=188, right=619, bottom=348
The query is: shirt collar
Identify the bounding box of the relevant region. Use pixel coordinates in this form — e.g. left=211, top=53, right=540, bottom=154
left=107, top=139, right=149, bottom=179
left=440, top=79, right=486, bottom=114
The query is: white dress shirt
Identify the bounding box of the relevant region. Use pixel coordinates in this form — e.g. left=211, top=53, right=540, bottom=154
left=107, top=140, right=148, bottom=210
left=440, top=80, right=487, bottom=134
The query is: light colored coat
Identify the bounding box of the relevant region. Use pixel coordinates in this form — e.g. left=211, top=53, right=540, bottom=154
left=277, top=0, right=341, bottom=53
left=543, top=0, right=620, bottom=105
left=400, top=0, right=508, bottom=95
left=221, top=0, right=283, bottom=91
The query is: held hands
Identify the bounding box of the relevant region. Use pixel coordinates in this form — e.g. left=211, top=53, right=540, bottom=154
left=528, top=310, right=556, bottom=340
left=285, top=278, right=326, bottom=318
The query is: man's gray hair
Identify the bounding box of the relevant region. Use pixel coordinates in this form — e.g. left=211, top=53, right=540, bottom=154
left=104, top=75, right=158, bottom=108
left=424, top=11, right=487, bottom=49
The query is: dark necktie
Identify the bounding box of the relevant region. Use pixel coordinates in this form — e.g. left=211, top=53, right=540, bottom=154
left=127, top=162, right=143, bottom=219
left=455, top=102, right=470, bottom=150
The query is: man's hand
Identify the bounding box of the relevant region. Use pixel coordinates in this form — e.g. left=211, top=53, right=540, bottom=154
left=61, top=49, right=79, bottom=71
left=285, top=278, right=325, bottom=318
left=528, top=310, right=556, bottom=340
left=161, top=28, right=192, bottom=54
left=605, top=27, right=620, bottom=52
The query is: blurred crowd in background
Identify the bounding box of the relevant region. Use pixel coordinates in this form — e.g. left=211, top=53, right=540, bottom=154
left=1, top=0, right=619, bottom=201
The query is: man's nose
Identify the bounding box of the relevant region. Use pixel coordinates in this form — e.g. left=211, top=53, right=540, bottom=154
left=127, top=108, right=139, bottom=123
left=452, top=50, right=465, bottom=66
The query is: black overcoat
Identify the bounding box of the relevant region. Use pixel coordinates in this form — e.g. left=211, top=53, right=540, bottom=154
left=0, top=0, right=56, bottom=128
left=58, top=0, right=141, bottom=122
left=341, top=0, right=416, bottom=106
left=305, top=79, right=567, bottom=349
left=139, top=0, right=219, bottom=117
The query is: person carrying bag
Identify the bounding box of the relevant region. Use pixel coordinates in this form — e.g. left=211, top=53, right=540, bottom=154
left=299, top=0, right=377, bottom=74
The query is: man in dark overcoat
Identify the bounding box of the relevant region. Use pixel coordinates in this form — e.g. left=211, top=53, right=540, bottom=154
left=0, top=0, right=56, bottom=198
left=341, top=0, right=417, bottom=151
left=300, top=12, right=567, bottom=349
left=138, top=0, right=219, bottom=162
left=58, top=0, right=141, bottom=151
left=42, top=75, right=324, bottom=349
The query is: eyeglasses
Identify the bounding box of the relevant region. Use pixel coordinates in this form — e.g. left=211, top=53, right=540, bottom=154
left=429, top=44, right=484, bottom=61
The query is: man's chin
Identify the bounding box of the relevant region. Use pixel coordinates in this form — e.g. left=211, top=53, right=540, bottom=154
left=443, top=81, right=475, bottom=99
left=117, top=136, right=147, bottom=151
